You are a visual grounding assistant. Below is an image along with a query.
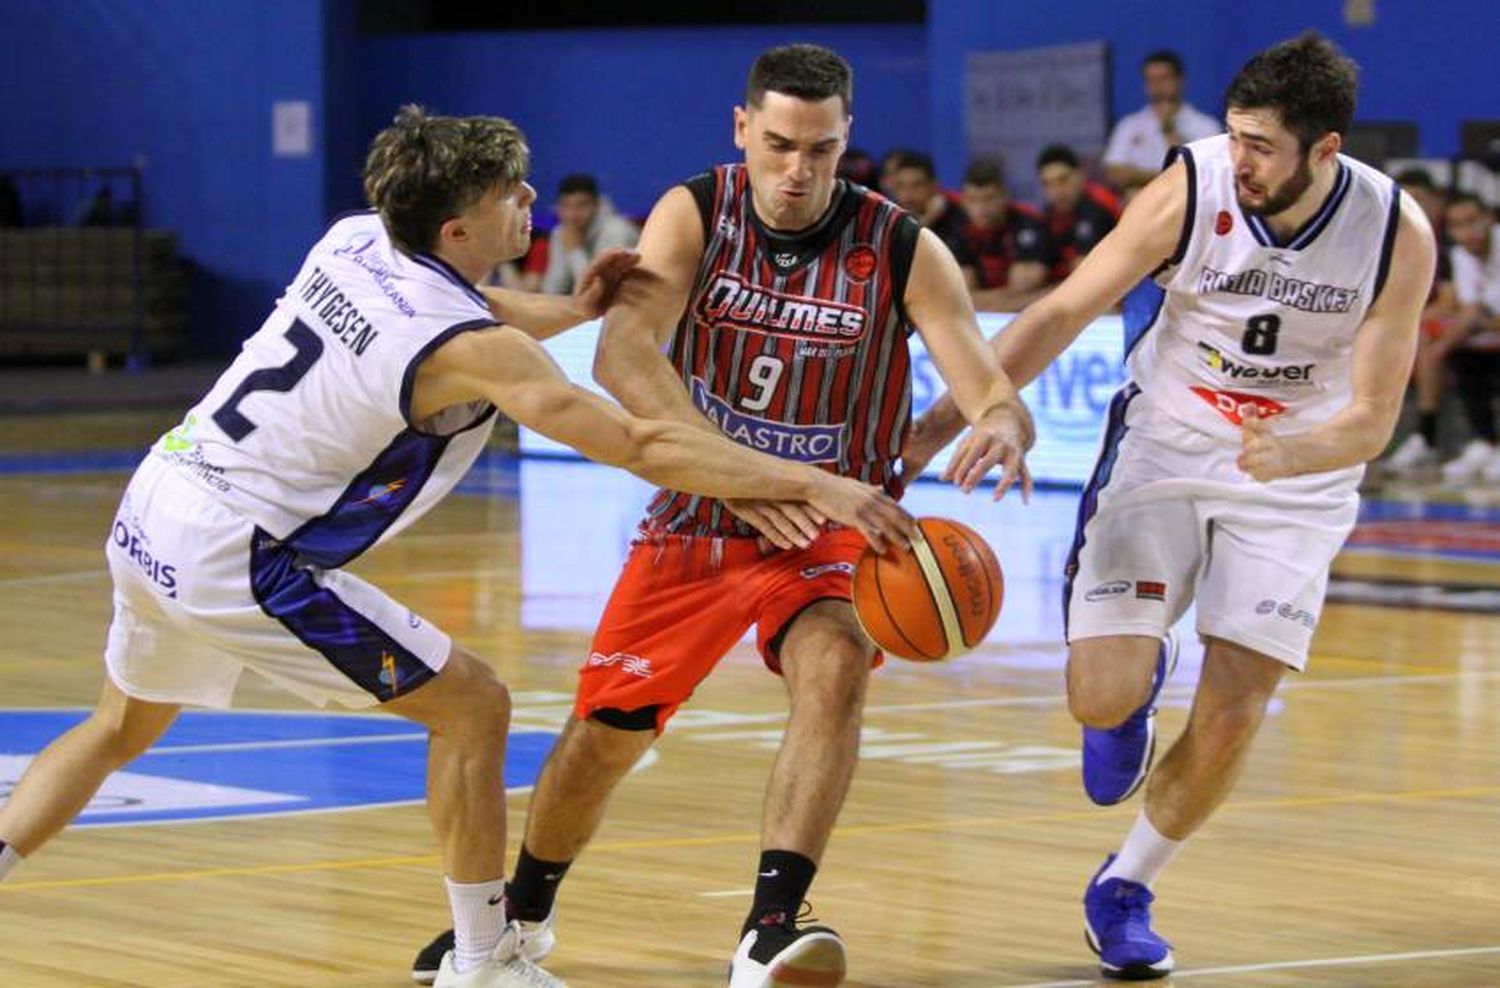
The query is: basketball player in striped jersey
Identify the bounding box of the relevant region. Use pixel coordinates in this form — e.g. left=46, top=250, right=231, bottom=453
left=407, top=43, right=1035, bottom=988
left=0, top=107, right=917, bottom=988
left=907, top=33, right=1435, bottom=979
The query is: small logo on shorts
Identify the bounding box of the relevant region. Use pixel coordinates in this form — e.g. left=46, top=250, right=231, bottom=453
left=406, top=611, right=422, bottom=629
left=1084, top=580, right=1131, bottom=602
left=588, top=652, right=653, bottom=678
left=378, top=652, right=404, bottom=694
left=1257, top=599, right=1316, bottom=629
left=357, top=478, right=408, bottom=507
left=801, top=562, right=855, bottom=580
left=1135, top=580, right=1167, bottom=601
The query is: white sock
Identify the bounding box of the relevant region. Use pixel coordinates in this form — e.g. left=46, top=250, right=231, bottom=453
left=445, top=875, right=508, bottom=974
left=1100, top=811, right=1183, bottom=888
left=0, top=842, right=22, bottom=882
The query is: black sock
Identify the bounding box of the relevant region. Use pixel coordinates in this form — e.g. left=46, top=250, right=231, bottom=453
left=506, top=846, right=572, bottom=922
left=743, top=849, right=817, bottom=936
left=1419, top=411, right=1439, bottom=447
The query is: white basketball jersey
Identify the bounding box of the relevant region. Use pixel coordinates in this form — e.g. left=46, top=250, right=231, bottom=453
left=152, top=212, right=498, bottom=567
left=1125, top=134, right=1400, bottom=445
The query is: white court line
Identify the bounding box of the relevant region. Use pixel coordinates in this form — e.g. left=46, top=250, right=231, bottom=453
left=146, top=733, right=428, bottom=755
left=1005, top=944, right=1500, bottom=987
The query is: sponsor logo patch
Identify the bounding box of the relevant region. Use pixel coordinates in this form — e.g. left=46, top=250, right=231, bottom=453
left=587, top=651, right=654, bottom=678
left=1084, top=580, right=1131, bottom=602
left=843, top=245, right=877, bottom=282
left=1135, top=580, right=1167, bottom=601
left=1215, top=210, right=1233, bottom=235
left=800, top=562, right=856, bottom=580
left=696, top=271, right=867, bottom=342
left=692, top=377, right=843, bottom=464
left=1189, top=386, right=1287, bottom=425
left=1196, top=342, right=1315, bottom=387
left=1257, top=599, right=1317, bottom=629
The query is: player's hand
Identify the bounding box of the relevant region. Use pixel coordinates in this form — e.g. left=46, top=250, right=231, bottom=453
left=941, top=400, right=1035, bottom=501
left=804, top=477, right=916, bottom=554
left=573, top=248, right=641, bottom=319
left=725, top=499, right=827, bottom=551
left=1237, top=404, right=1296, bottom=481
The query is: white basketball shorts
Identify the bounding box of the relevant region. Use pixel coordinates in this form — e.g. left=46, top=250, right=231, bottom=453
left=103, top=454, right=451, bottom=708
left=1064, top=385, right=1360, bottom=670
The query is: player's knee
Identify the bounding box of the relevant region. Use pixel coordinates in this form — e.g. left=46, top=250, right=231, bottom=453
left=1067, top=687, right=1140, bottom=730
left=443, top=653, right=512, bottom=739
left=85, top=706, right=167, bottom=765
left=1190, top=698, right=1265, bottom=753
left=788, top=639, right=870, bottom=723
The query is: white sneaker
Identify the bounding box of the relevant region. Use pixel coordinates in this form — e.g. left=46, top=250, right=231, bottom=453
left=433, top=922, right=566, bottom=988
left=1440, top=440, right=1497, bottom=482
left=1481, top=447, right=1500, bottom=483
left=727, top=921, right=846, bottom=988
left=1383, top=433, right=1436, bottom=475
left=413, top=908, right=555, bottom=985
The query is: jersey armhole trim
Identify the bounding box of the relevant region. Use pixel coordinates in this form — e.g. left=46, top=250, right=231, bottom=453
left=399, top=317, right=501, bottom=431
left=1151, top=145, right=1197, bottom=278
left=890, top=213, right=923, bottom=330
left=682, top=171, right=718, bottom=245
left=1371, top=180, right=1403, bottom=304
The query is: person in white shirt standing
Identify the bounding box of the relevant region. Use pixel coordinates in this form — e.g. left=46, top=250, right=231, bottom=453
left=0, top=106, right=912, bottom=988
left=1103, top=50, right=1222, bottom=193
left=540, top=174, right=640, bottom=295
left=908, top=32, right=1434, bottom=980
left=1435, top=192, right=1500, bottom=482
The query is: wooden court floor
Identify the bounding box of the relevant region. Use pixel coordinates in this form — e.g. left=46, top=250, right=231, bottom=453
left=2, top=412, right=1499, bottom=986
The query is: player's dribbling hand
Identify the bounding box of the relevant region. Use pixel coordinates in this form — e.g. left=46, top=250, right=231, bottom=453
left=1237, top=404, right=1295, bottom=481
left=805, top=477, right=916, bottom=554
left=573, top=248, right=641, bottom=319
left=942, top=400, right=1035, bottom=502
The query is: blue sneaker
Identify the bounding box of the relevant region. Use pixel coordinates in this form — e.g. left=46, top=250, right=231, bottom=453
left=1083, top=854, right=1174, bottom=980
left=1081, top=632, right=1179, bottom=805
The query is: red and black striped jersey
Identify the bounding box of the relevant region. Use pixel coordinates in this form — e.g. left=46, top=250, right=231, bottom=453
left=642, top=164, right=922, bottom=539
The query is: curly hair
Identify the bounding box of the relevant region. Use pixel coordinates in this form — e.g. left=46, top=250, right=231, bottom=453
left=362, top=105, right=530, bottom=254
left=1225, top=32, right=1359, bottom=150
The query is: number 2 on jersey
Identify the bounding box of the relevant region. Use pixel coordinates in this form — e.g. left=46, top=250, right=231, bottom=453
left=212, top=320, right=325, bottom=441
left=741, top=354, right=785, bottom=412
left=1241, top=314, right=1281, bottom=356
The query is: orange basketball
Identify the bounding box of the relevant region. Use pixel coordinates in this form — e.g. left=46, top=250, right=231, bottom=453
left=852, top=517, right=1003, bottom=661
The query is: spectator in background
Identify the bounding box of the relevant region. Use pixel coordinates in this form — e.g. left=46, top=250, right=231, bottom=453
left=837, top=147, right=879, bottom=188
left=1435, top=193, right=1500, bottom=482
left=1382, top=168, right=1459, bottom=475
left=540, top=173, right=639, bottom=295
left=1103, top=50, right=1220, bottom=191
left=486, top=233, right=548, bottom=293
left=878, top=147, right=913, bottom=200
left=953, top=159, right=1051, bottom=311
left=1036, top=144, right=1120, bottom=280
left=885, top=150, right=969, bottom=255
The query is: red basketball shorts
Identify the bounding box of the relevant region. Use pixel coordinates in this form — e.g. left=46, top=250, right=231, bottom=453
left=575, top=528, right=879, bottom=732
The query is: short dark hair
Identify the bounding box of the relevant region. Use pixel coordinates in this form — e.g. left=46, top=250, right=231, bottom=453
left=746, top=44, right=853, bottom=115
left=962, top=159, right=1005, bottom=189
left=1037, top=144, right=1080, bottom=171
left=891, top=150, right=936, bottom=180
left=1225, top=31, right=1359, bottom=150
left=363, top=105, right=529, bottom=254
left=557, top=174, right=599, bottom=197
left=1447, top=190, right=1489, bottom=213
left=1143, top=50, right=1184, bottom=76
left=1393, top=167, right=1437, bottom=191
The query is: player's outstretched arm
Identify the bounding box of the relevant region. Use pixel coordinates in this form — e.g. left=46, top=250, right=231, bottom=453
left=1238, top=194, right=1437, bottom=481
left=902, top=229, right=1035, bottom=500
left=592, top=186, right=714, bottom=427
left=904, top=161, right=1188, bottom=476
left=411, top=326, right=914, bottom=550
left=479, top=248, right=640, bottom=340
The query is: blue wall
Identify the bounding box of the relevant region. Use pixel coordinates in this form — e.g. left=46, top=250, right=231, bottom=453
left=1, top=0, right=345, bottom=354
left=358, top=25, right=929, bottom=221
left=929, top=0, right=1496, bottom=187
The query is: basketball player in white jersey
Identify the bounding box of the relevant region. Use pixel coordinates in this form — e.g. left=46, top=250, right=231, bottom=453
left=0, top=106, right=913, bottom=988
left=907, top=33, right=1435, bottom=979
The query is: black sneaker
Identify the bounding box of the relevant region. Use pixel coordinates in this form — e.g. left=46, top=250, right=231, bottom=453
left=728, top=908, right=846, bottom=987
left=412, top=928, right=454, bottom=985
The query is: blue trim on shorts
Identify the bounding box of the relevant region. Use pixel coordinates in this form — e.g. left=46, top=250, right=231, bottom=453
left=1062, top=383, right=1140, bottom=635
left=248, top=528, right=437, bottom=703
